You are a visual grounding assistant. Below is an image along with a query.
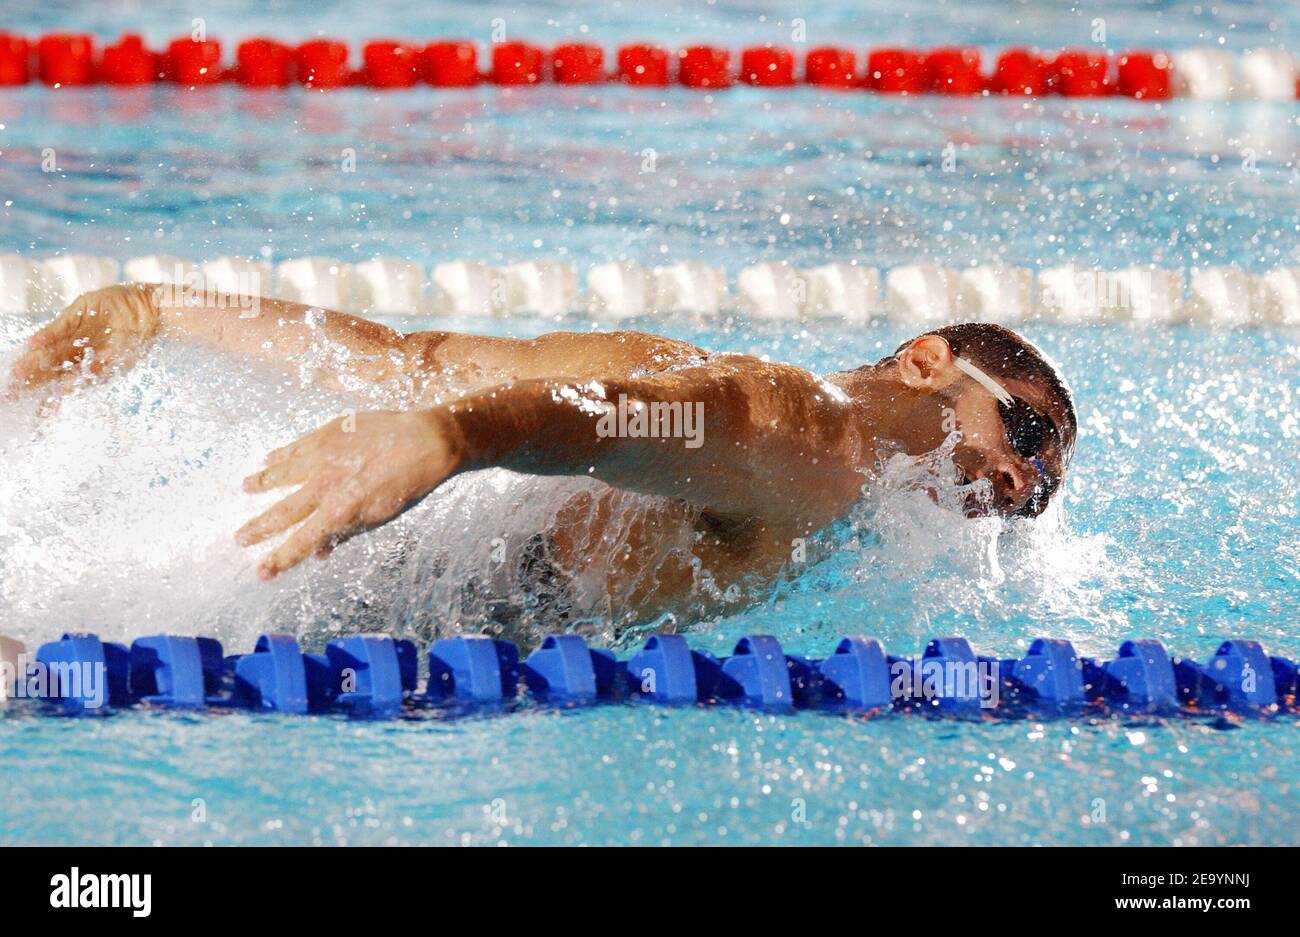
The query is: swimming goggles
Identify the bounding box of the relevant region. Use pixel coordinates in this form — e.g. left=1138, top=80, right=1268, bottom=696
left=953, top=356, right=1060, bottom=512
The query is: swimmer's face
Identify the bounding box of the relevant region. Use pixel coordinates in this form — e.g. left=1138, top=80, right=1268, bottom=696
left=894, top=335, right=1074, bottom=518
left=947, top=372, right=1071, bottom=517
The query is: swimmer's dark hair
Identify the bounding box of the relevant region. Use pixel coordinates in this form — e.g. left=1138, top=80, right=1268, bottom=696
left=889, top=323, right=1078, bottom=460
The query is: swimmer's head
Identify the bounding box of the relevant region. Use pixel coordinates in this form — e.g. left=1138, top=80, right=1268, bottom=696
left=875, top=323, right=1077, bottom=518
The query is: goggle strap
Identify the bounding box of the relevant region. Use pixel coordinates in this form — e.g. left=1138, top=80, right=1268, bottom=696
left=953, top=356, right=1014, bottom=407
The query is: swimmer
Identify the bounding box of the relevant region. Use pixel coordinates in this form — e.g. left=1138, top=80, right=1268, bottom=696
left=9, top=283, right=1075, bottom=624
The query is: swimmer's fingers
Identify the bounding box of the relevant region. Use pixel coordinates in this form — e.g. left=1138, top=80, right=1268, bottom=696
left=263, top=417, right=349, bottom=466
left=235, top=486, right=319, bottom=547
left=243, top=455, right=313, bottom=493
left=263, top=433, right=321, bottom=468
left=24, top=301, right=86, bottom=351
left=10, top=340, right=81, bottom=389
left=11, top=304, right=102, bottom=390
left=257, top=500, right=357, bottom=580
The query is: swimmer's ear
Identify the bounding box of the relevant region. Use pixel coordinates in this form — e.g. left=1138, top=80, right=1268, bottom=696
left=895, top=335, right=960, bottom=393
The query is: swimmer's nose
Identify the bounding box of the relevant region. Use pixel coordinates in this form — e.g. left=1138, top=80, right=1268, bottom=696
left=976, top=459, right=1034, bottom=515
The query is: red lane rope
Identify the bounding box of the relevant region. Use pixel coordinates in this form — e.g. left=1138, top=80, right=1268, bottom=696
left=0, top=32, right=1242, bottom=100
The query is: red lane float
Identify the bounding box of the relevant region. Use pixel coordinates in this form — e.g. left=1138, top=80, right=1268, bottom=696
left=1052, top=49, right=1112, bottom=96
left=992, top=48, right=1051, bottom=95
left=166, top=38, right=222, bottom=85
left=297, top=39, right=350, bottom=88
left=421, top=41, right=476, bottom=86
left=678, top=45, right=730, bottom=88
left=2, top=34, right=1293, bottom=101
left=551, top=42, right=603, bottom=83
left=100, top=35, right=156, bottom=85
left=0, top=33, right=30, bottom=85
left=740, top=46, right=794, bottom=86
left=38, top=33, right=95, bottom=86
left=492, top=41, right=542, bottom=84
left=805, top=47, right=857, bottom=87
left=363, top=41, right=418, bottom=87
left=927, top=46, right=983, bottom=94
left=237, top=39, right=293, bottom=87
left=1117, top=51, right=1172, bottom=99
left=617, top=44, right=669, bottom=85
left=867, top=48, right=928, bottom=93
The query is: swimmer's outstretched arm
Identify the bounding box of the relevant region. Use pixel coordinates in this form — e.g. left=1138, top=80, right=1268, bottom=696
left=9, top=284, right=413, bottom=391
left=10, top=284, right=700, bottom=398
left=237, top=364, right=870, bottom=579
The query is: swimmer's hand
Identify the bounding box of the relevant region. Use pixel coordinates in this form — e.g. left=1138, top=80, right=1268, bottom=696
left=236, top=409, right=463, bottom=580
left=9, top=284, right=162, bottom=393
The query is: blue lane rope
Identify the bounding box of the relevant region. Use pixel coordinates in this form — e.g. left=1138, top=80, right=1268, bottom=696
left=7, top=631, right=1298, bottom=718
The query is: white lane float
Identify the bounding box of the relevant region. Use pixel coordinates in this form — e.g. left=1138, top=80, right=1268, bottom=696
left=1111, top=267, right=1186, bottom=325
left=199, top=256, right=273, bottom=300
left=0, top=253, right=35, bottom=313
left=123, top=255, right=197, bottom=285
left=802, top=263, right=879, bottom=321
left=885, top=264, right=962, bottom=325
left=1172, top=48, right=1238, bottom=100
left=1257, top=267, right=1300, bottom=326
left=587, top=262, right=652, bottom=320
left=652, top=262, right=727, bottom=316
left=351, top=257, right=427, bottom=315
left=1184, top=267, right=1261, bottom=327
left=956, top=266, right=1033, bottom=323
left=1237, top=50, right=1297, bottom=102
left=503, top=261, right=579, bottom=316
left=1037, top=264, right=1114, bottom=323
left=430, top=261, right=508, bottom=317
left=737, top=262, right=806, bottom=320
left=0, top=635, right=24, bottom=702
left=30, top=255, right=121, bottom=316
left=275, top=257, right=357, bottom=310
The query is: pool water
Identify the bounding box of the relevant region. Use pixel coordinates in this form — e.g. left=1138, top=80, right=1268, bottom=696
left=1, top=0, right=1298, bottom=845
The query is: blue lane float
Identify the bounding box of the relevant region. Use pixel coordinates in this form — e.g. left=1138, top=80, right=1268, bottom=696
left=11, top=630, right=1298, bottom=721
left=426, top=635, right=519, bottom=703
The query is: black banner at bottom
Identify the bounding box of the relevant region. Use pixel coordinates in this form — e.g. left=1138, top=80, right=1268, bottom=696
left=2, top=845, right=1281, bottom=924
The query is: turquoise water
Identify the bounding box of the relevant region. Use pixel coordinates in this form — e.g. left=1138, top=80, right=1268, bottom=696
left=1, top=1, right=1298, bottom=845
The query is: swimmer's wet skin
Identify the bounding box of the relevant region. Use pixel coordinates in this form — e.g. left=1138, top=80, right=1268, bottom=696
left=10, top=283, right=1076, bottom=609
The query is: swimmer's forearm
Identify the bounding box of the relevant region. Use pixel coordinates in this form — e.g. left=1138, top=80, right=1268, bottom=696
left=446, top=375, right=729, bottom=498
left=150, top=285, right=406, bottom=380
left=440, top=373, right=859, bottom=526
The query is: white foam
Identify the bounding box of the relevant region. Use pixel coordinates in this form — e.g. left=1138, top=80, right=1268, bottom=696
left=885, top=264, right=961, bottom=325
left=276, top=257, right=356, bottom=310
left=503, top=261, right=578, bottom=316
left=587, top=262, right=651, bottom=320
left=652, top=262, right=727, bottom=316
left=803, top=263, right=879, bottom=320
left=737, top=262, right=805, bottom=320
left=956, top=266, right=1032, bottom=323
left=351, top=258, right=428, bottom=315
